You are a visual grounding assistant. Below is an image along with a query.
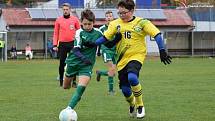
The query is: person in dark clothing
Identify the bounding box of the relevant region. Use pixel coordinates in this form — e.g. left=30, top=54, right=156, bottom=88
left=10, top=45, right=17, bottom=59
left=53, top=3, right=80, bottom=87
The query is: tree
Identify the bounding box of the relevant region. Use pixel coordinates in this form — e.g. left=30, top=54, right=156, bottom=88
left=4, top=0, right=50, bottom=7
left=187, top=0, right=215, bottom=5
left=162, top=0, right=215, bottom=6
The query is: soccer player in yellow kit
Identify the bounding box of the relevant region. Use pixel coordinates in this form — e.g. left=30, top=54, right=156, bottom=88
left=86, top=0, right=172, bottom=119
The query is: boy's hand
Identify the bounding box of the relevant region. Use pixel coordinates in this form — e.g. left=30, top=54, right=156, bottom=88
left=114, top=32, right=122, bottom=42
left=83, top=58, right=92, bottom=65
left=159, top=49, right=172, bottom=65
left=80, top=56, right=92, bottom=65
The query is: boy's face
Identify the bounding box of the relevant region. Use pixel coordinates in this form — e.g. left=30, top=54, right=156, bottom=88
left=82, top=18, right=94, bottom=32
left=117, top=7, right=133, bottom=22
left=105, top=13, right=114, bottom=24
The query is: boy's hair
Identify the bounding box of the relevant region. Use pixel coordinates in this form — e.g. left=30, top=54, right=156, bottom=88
left=81, top=9, right=95, bottom=22
left=61, top=3, right=71, bottom=8
left=117, top=0, right=135, bottom=10
left=105, top=10, right=113, bottom=15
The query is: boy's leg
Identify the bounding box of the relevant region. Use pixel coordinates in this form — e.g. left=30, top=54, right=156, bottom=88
left=129, top=73, right=145, bottom=118
left=121, top=85, right=136, bottom=117
left=96, top=65, right=115, bottom=94
left=107, top=61, right=116, bottom=94
left=118, top=69, right=135, bottom=117
left=63, top=76, right=75, bottom=89
left=69, top=84, right=86, bottom=109
left=96, top=70, right=108, bottom=82
left=128, top=73, right=143, bottom=107
left=96, top=51, right=110, bottom=82
left=69, top=85, right=86, bottom=109
left=127, top=61, right=145, bottom=118
left=108, top=76, right=114, bottom=92
left=68, top=75, right=90, bottom=109
left=97, top=52, right=116, bottom=94
left=71, top=76, right=77, bottom=88
left=64, top=65, right=77, bottom=88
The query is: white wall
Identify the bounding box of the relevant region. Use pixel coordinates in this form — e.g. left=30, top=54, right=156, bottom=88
left=145, top=35, right=159, bottom=55
left=0, top=16, right=7, bottom=32
left=193, top=21, right=215, bottom=31
left=167, top=32, right=190, bottom=49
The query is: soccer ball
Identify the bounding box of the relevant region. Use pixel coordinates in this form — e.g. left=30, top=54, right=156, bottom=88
left=59, top=107, right=78, bottom=121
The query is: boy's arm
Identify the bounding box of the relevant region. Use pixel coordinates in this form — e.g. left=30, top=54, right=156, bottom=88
left=103, top=25, right=121, bottom=48
left=83, top=25, right=122, bottom=48
left=72, top=47, right=92, bottom=65
left=72, top=29, right=91, bottom=64
left=142, top=19, right=172, bottom=65
left=82, top=36, right=107, bottom=47
left=154, top=33, right=172, bottom=65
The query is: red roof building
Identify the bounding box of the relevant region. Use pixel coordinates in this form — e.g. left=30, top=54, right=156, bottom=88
left=152, top=9, right=193, bottom=27
left=2, top=8, right=54, bottom=26
left=1, top=8, right=193, bottom=29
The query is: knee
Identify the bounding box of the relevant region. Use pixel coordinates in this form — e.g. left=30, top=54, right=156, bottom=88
left=107, top=63, right=116, bottom=76
left=63, top=85, right=71, bottom=89
left=128, top=73, right=139, bottom=86
left=121, top=86, right=132, bottom=97
left=108, top=69, right=116, bottom=77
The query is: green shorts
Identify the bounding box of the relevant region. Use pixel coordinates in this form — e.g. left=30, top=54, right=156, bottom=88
left=65, top=64, right=93, bottom=77
left=102, top=50, right=116, bottom=64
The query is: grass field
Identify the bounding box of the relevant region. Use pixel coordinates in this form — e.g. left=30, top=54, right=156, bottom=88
left=0, top=57, right=215, bottom=121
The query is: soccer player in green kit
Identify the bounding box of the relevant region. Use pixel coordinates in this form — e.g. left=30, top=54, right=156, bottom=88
left=61, top=9, right=103, bottom=111
left=60, top=9, right=122, bottom=113
left=96, top=10, right=117, bottom=95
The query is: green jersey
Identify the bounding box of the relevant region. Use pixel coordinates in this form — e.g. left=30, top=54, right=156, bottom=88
left=66, top=28, right=103, bottom=66
left=99, top=24, right=116, bottom=52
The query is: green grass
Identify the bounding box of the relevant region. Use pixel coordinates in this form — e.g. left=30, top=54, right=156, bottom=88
left=0, top=57, right=215, bottom=121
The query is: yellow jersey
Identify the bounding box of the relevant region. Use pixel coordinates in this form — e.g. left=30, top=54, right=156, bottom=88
left=104, top=17, right=160, bottom=71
